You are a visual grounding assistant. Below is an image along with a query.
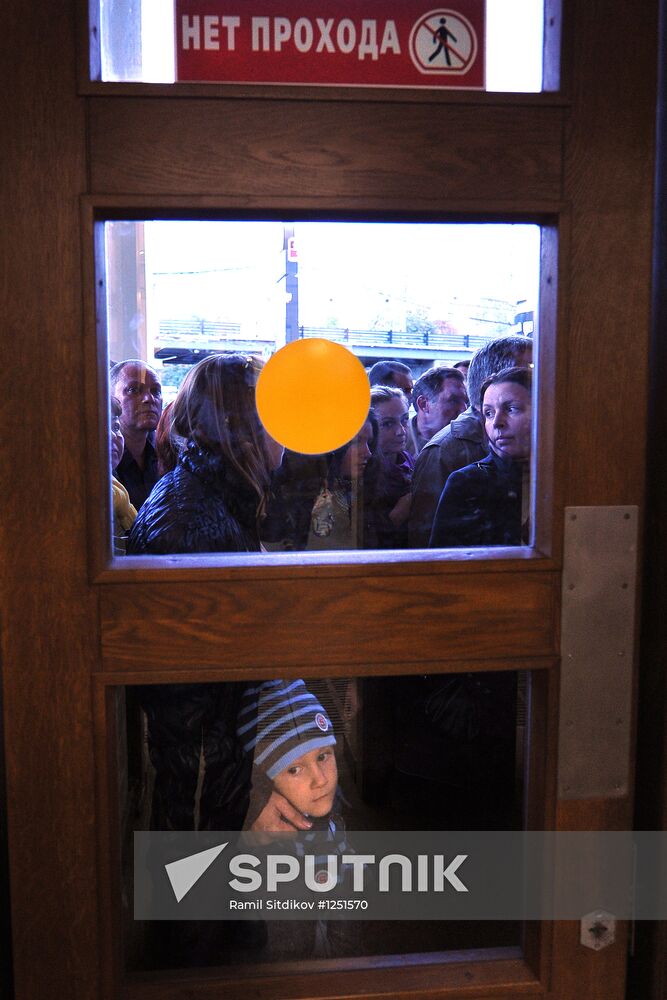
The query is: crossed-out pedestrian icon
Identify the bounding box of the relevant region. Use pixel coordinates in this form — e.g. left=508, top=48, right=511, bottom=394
left=409, top=9, right=478, bottom=75
left=429, top=17, right=458, bottom=65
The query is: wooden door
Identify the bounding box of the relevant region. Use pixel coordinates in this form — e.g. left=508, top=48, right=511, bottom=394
left=1, top=1, right=658, bottom=999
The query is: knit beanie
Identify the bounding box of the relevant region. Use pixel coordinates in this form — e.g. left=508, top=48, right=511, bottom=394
left=237, top=679, right=336, bottom=780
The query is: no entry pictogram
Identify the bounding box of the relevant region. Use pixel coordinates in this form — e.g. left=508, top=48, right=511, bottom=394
left=409, top=9, right=478, bottom=76
left=176, top=0, right=484, bottom=89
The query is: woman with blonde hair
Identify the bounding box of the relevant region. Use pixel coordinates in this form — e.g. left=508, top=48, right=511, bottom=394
left=128, top=353, right=283, bottom=555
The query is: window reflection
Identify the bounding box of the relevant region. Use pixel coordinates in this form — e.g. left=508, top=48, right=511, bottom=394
left=103, top=221, right=539, bottom=557
left=118, top=671, right=525, bottom=970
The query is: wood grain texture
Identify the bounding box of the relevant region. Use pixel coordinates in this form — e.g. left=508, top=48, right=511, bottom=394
left=0, top=3, right=100, bottom=999
left=93, top=685, right=125, bottom=1000
left=81, top=77, right=570, bottom=105
left=562, top=0, right=657, bottom=505
left=548, top=0, right=658, bottom=991
left=126, top=954, right=542, bottom=1000
left=100, top=572, right=558, bottom=673
left=94, top=548, right=558, bottom=583
left=94, top=657, right=557, bottom=689
left=89, top=98, right=564, bottom=205
left=550, top=800, right=634, bottom=1000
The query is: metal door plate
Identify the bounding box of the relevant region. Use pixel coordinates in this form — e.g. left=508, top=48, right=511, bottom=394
left=558, top=506, right=638, bottom=798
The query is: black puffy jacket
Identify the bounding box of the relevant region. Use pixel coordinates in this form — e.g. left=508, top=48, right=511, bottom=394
left=126, top=440, right=262, bottom=830
left=127, top=440, right=262, bottom=555
left=428, top=450, right=526, bottom=548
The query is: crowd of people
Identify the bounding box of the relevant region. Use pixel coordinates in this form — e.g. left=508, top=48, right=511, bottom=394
left=108, top=333, right=532, bottom=556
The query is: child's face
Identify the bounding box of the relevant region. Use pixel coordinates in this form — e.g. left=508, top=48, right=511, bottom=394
left=273, top=746, right=338, bottom=817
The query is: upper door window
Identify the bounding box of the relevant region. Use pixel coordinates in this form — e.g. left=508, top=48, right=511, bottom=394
left=102, top=219, right=541, bottom=559
left=92, top=0, right=545, bottom=91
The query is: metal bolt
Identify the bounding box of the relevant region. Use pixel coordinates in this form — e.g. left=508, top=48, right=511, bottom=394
left=581, top=910, right=615, bottom=950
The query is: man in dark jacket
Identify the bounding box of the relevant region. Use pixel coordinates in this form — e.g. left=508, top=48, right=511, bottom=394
left=110, top=359, right=163, bottom=509
left=408, top=365, right=468, bottom=455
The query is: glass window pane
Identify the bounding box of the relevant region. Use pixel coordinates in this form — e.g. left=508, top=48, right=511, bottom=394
left=93, top=0, right=545, bottom=91
left=117, top=670, right=527, bottom=971
left=102, top=219, right=540, bottom=559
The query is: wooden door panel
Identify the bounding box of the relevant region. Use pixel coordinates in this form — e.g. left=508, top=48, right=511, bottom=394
left=89, top=98, right=564, bottom=204
left=2, top=0, right=659, bottom=998
left=94, top=663, right=557, bottom=994
left=99, top=572, right=558, bottom=672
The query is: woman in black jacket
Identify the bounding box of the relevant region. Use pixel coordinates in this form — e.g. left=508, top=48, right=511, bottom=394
left=129, top=353, right=282, bottom=556
left=429, top=365, right=532, bottom=548
left=420, top=367, right=532, bottom=827
left=127, top=354, right=292, bottom=833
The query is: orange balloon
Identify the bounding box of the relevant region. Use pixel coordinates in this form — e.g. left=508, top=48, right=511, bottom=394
left=256, top=338, right=371, bottom=454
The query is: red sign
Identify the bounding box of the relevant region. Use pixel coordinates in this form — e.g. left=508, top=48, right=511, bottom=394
left=175, top=2, right=485, bottom=89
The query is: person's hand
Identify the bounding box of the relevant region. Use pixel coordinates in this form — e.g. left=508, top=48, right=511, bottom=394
left=251, top=790, right=312, bottom=832
left=389, top=492, right=412, bottom=527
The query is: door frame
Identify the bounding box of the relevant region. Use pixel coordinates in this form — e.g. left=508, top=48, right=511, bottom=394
left=1, top=0, right=658, bottom=998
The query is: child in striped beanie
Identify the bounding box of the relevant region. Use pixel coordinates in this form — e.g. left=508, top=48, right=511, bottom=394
left=237, top=679, right=338, bottom=821
left=238, top=679, right=361, bottom=959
